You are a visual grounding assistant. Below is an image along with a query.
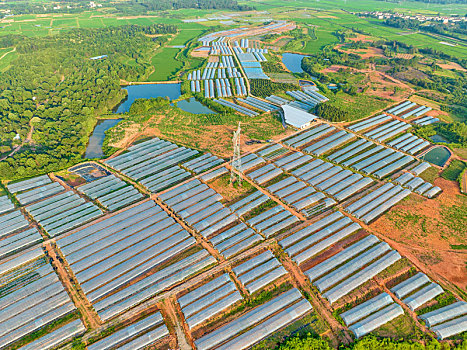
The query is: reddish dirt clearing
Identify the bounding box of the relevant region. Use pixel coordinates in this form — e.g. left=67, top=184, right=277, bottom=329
left=368, top=178, right=467, bottom=293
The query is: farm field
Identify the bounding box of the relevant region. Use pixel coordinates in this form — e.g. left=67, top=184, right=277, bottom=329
left=248, top=0, right=467, bottom=16
left=0, top=0, right=466, bottom=349
left=2, top=117, right=465, bottom=349
left=148, top=47, right=184, bottom=81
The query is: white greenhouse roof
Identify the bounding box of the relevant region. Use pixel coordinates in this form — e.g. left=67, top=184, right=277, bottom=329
left=281, top=104, right=317, bottom=129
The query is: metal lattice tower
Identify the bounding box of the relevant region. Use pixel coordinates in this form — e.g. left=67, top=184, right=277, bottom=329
left=230, top=122, right=242, bottom=184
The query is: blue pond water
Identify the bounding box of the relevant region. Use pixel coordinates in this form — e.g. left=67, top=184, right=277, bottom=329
left=174, top=98, right=216, bottom=114
left=85, top=119, right=122, bottom=159
left=429, top=134, right=451, bottom=144
left=115, top=83, right=182, bottom=113
left=282, top=53, right=309, bottom=73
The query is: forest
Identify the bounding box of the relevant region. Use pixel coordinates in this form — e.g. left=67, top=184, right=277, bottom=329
left=114, top=0, right=254, bottom=14
left=385, top=17, right=467, bottom=39
left=249, top=80, right=298, bottom=98
left=0, top=24, right=176, bottom=180
left=0, top=0, right=253, bottom=14
left=315, top=104, right=351, bottom=122
left=417, top=122, right=467, bottom=148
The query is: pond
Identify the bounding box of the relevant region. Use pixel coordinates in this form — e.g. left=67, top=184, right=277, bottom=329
left=421, top=146, right=451, bottom=167
left=173, top=98, right=216, bottom=114
left=114, top=83, right=181, bottom=113
left=282, top=52, right=309, bottom=73
left=429, top=134, right=451, bottom=144
left=85, top=119, right=122, bottom=159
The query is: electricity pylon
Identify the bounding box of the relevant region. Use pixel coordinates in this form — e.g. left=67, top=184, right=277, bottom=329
left=230, top=122, right=242, bottom=184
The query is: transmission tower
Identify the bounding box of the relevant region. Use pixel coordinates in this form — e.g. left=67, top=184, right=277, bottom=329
left=230, top=122, right=242, bottom=184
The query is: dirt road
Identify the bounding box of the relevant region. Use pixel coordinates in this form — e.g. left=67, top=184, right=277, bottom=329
left=44, top=241, right=101, bottom=329
left=161, top=298, right=192, bottom=350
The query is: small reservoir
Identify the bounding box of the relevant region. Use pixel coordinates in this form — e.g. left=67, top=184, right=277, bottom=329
left=174, top=98, right=216, bottom=114
left=85, top=119, right=122, bottom=159
left=282, top=53, right=309, bottom=73
left=115, top=83, right=181, bottom=113
left=421, top=146, right=451, bottom=167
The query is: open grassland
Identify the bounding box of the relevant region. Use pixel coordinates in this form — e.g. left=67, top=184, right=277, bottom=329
left=170, top=28, right=205, bottom=46
left=152, top=106, right=286, bottom=155
left=147, top=47, right=184, bottom=81
left=107, top=105, right=286, bottom=156
left=325, top=91, right=391, bottom=121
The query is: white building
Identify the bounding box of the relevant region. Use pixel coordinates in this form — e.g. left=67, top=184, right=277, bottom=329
left=281, top=104, right=316, bottom=129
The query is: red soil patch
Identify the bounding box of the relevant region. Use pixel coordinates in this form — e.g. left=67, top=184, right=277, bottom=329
left=368, top=178, right=467, bottom=293
left=190, top=50, right=209, bottom=58
left=425, top=109, right=450, bottom=120
left=321, top=64, right=352, bottom=74
left=395, top=53, right=415, bottom=60
left=337, top=45, right=386, bottom=59
left=438, top=61, right=466, bottom=71
left=348, top=34, right=373, bottom=42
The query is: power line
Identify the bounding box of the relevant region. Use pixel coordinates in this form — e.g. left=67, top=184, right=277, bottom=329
left=230, top=122, right=242, bottom=184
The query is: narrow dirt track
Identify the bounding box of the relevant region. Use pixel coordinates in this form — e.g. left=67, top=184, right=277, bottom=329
left=378, top=280, right=429, bottom=335
left=162, top=298, right=192, bottom=350
left=273, top=241, right=352, bottom=345
left=44, top=241, right=101, bottom=329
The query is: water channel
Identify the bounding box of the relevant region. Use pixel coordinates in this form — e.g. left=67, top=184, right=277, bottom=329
left=85, top=119, right=122, bottom=159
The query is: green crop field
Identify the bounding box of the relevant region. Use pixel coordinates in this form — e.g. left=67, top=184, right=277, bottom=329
left=245, top=0, right=467, bottom=16
left=280, top=9, right=467, bottom=59
left=78, top=18, right=106, bottom=28
left=147, top=47, right=184, bottom=81
left=170, top=28, right=205, bottom=46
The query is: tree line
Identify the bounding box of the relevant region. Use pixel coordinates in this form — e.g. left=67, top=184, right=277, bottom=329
left=0, top=0, right=253, bottom=15
left=274, top=334, right=467, bottom=350
left=114, top=0, right=254, bottom=14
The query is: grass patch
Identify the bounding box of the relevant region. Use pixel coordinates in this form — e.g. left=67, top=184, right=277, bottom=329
left=323, top=92, right=391, bottom=121
left=417, top=292, right=457, bottom=315
left=441, top=159, right=466, bottom=182
left=209, top=173, right=254, bottom=202
left=440, top=198, right=467, bottom=238
left=9, top=313, right=78, bottom=349
left=377, top=258, right=412, bottom=281
left=371, top=313, right=422, bottom=340
left=386, top=210, right=428, bottom=235
left=252, top=312, right=325, bottom=350
left=147, top=47, right=183, bottom=81
left=242, top=199, right=278, bottom=221
left=418, top=166, right=439, bottom=183
left=450, top=244, right=467, bottom=250
left=0, top=49, right=17, bottom=72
